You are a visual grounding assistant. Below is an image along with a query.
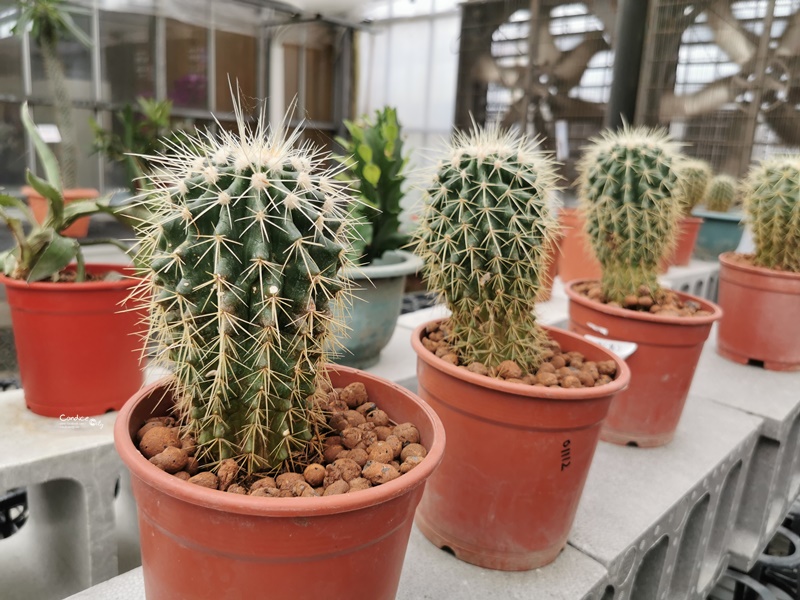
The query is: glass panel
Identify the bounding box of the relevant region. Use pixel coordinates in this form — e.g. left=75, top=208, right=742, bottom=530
left=304, top=47, right=333, bottom=123
left=31, top=105, right=100, bottom=190
left=31, top=11, right=93, bottom=102
left=0, top=3, right=24, bottom=97
left=99, top=10, right=156, bottom=103
left=215, top=30, right=257, bottom=114
left=0, top=101, right=25, bottom=187
left=166, top=19, right=208, bottom=110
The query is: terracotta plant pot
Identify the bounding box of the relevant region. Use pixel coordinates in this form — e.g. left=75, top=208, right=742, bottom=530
left=1, top=264, right=144, bottom=416
left=411, top=323, right=630, bottom=571
left=22, top=186, right=96, bottom=238
left=558, top=207, right=601, bottom=283
left=114, top=366, right=445, bottom=600
left=566, top=281, right=722, bottom=447
left=717, top=252, right=800, bottom=371
left=664, top=215, right=703, bottom=268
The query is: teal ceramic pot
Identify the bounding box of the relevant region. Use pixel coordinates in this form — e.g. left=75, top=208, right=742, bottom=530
left=334, top=250, right=423, bottom=369
left=692, top=208, right=744, bottom=261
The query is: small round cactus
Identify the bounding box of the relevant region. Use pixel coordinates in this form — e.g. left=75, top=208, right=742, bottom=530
left=743, top=156, right=800, bottom=273
left=703, top=174, right=737, bottom=213
left=132, top=107, right=356, bottom=475
left=576, top=125, right=682, bottom=304
left=414, top=124, right=560, bottom=372
left=674, top=158, right=711, bottom=215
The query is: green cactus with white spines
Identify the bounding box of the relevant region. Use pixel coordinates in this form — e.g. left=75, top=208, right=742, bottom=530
left=132, top=106, right=357, bottom=475
left=675, top=158, right=711, bottom=215
left=704, top=174, right=737, bottom=213
left=743, top=156, right=800, bottom=273
left=577, top=125, right=682, bottom=304
left=414, top=125, right=560, bottom=373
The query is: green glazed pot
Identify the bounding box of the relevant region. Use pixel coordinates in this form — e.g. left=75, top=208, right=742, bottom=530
left=692, top=208, right=744, bottom=261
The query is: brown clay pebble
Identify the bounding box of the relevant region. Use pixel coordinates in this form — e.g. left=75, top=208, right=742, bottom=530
left=250, top=476, right=277, bottom=492
left=393, top=423, right=420, bottom=445
left=292, top=481, right=318, bottom=497
left=250, top=487, right=280, bottom=497
left=537, top=372, right=558, bottom=386
left=623, top=294, right=639, bottom=308
left=597, top=361, right=616, bottom=376
left=566, top=352, right=584, bottom=367
left=368, top=441, right=394, bottom=464
left=188, top=472, right=218, bottom=490
left=522, top=374, right=537, bottom=385
left=356, top=402, right=378, bottom=416
left=323, top=479, right=350, bottom=496
left=550, top=355, right=566, bottom=369
left=638, top=296, right=654, bottom=308
left=227, top=484, right=248, bottom=495
left=426, top=322, right=440, bottom=333
left=324, top=458, right=362, bottom=486
left=400, top=443, right=428, bottom=462
left=435, top=345, right=450, bottom=358
left=324, top=435, right=343, bottom=449
left=343, top=410, right=366, bottom=427
left=467, top=362, right=489, bottom=376
left=497, top=360, right=523, bottom=379
left=278, top=490, right=294, bottom=498
left=136, top=421, right=163, bottom=443
left=276, top=473, right=305, bottom=491
left=323, top=444, right=345, bottom=463
left=139, top=427, right=181, bottom=459
left=597, top=374, right=613, bottom=385
left=374, top=426, right=393, bottom=441
left=582, top=363, right=600, bottom=380
left=340, top=427, right=363, bottom=449
left=149, top=446, right=189, bottom=473
left=362, top=461, right=401, bottom=485
left=346, top=447, right=369, bottom=467
left=401, top=456, right=424, bottom=474
left=146, top=416, right=176, bottom=427
left=385, top=435, right=403, bottom=459
left=348, top=477, right=372, bottom=492
left=562, top=375, right=582, bottom=388
left=441, top=353, right=459, bottom=366
left=329, top=414, right=350, bottom=432
left=366, top=409, right=390, bottom=427
left=185, top=456, right=200, bottom=475
left=556, top=366, right=574, bottom=379
left=217, top=459, right=239, bottom=491
left=576, top=370, right=596, bottom=387
left=173, top=471, right=191, bottom=481
left=180, top=436, right=197, bottom=456
left=340, top=382, right=369, bottom=408
left=303, top=464, right=326, bottom=487
left=360, top=429, right=378, bottom=447
left=421, top=337, right=439, bottom=353
left=537, top=362, right=556, bottom=374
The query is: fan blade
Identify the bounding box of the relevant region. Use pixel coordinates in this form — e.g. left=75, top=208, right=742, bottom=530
left=659, top=77, right=742, bottom=120
left=776, top=9, right=800, bottom=57
left=473, top=54, right=526, bottom=89
left=552, top=31, right=609, bottom=91
left=549, top=94, right=606, bottom=119
left=500, top=95, right=528, bottom=129
left=706, top=0, right=757, bottom=67
left=537, top=19, right=561, bottom=71
left=586, top=0, right=618, bottom=40
left=763, top=103, right=800, bottom=146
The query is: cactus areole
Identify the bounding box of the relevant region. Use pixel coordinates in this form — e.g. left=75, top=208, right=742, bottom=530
left=414, top=125, right=560, bottom=373
left=133, top=108, right=357, bottom=475
left=577, top=126, right=682, bottom=304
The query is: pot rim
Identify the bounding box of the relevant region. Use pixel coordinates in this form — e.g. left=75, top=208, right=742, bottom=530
left=679, top=215, right=704, bottom=224
left=410, top=321, right=631, bottom=400
left=341, top=249, right=423, bottom=281
left=114, top=365, right=446, bottom=517
left=691, top=208, right=744, bottom=222
left=720, top=252, right=800, bottom=281
left=22, top=186, right=100, bottom=200
left=565, top=279, right=723, bottom=325
left=0, top=263, right=139, bottom=291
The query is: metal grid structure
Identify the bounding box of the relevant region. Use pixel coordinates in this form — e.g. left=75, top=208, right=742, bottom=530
left=636, top=0, right=800, bottom=178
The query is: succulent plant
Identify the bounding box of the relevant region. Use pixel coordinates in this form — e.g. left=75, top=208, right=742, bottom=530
left=335, top=107, right=408, bottom=265
left=703, top=174, right=737, bottom=213
left=743, top=156, right=800, bottom=273
left=413, top=124, right=560, bottom=372
left=674, top=158, right=711, bottom=215
left=133, top=105, right=357, bottom=475
left=576, top=125, right=682, bottom=304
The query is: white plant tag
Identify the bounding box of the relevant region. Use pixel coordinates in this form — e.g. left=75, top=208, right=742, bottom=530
left=586, top=321, right=609, bottom=336
left=36, top=124, right=61, bottom=143
left=584, top=334, right=638, bottom=360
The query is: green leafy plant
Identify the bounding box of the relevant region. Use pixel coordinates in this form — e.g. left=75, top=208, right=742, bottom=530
left=577, top=125, right=682, bottom=304
left=743, top=156, right=800, bottom=273
left=91, top=97, right=174, bottom=194
left=335, top=107, right=408, bottom=265
left=703, top=174, right=737, bottom=213
left=674, top=158, right=711, bottom=215
left=0, top=104, right=125, bottom=282
left=132, top=104, right=357, bottom=475
left=413, top=124, right=560, bottom=373
left=13, top=0, right=92, bottom=189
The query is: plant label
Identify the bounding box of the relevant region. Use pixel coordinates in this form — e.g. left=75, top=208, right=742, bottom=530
left=584, top=334, right=637, bottom=360
left=36, top=124, right=62, bottom=144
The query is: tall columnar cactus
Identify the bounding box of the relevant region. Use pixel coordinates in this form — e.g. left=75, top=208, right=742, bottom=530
left=133, top=108, right=356, bottom=475
left=674, top=158, right=711, bottom=215
left=414, top=125, right=559, bottom=372
left=704, top=174, right=737, bottom=213
left=577, top=126, right=682, bottom=304
left=743, top=156, right=800, bottom=273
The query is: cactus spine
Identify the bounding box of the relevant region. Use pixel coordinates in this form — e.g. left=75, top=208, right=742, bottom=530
left=414, top=125, right=559, bottom=372
left=577, top=126, right=681, bottom=304
left=133, top=106, right=356, bottom=475
left=704, top=174, right=737, bottom=213
left=674, top=158, right=711, bottom=215
left=744, top=156, right=800, bottom=273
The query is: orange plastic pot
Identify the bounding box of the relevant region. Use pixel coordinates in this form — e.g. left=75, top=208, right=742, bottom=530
left=23, top=186, right=96, bottom=238
left=558, top=207, right=601, bottom=283
left=664, top=216, right=703, bottom=269
left=114, top=366, right=445, bottom=600
left=1, top=264, right=144, bottom=416
left=566, top=281, right=722, bottom=447
left=717, top=252, right=800, bottom=371
left=411, top=323, right=630, bottom=571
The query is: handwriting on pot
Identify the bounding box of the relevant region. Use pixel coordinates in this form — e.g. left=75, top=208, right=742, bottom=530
left=561, top=439, right=571, bottom=471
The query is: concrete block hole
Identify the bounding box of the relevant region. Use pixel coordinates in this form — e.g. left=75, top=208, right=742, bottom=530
left=669, top=494, right=710, bottom=599
left=631, top=535, right=669, bottom=600
left=0, top=487, right=28, bottom=539
left=600, top=584, right=614, bottom=600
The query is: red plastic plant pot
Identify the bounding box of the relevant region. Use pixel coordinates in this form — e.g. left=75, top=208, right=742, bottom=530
left=1, top=263, right=144, bottom=416
left=664, top=216, right=704, bottom=268
left=23, top=186, right=96, bottom=238
left=411, top=323, right=630, bottom=571
left=114, top=366, right=445, bottom=600
left=558, top=207, right=602, bottom=284
left=717, top=252, right=800, bottom=371
left=566, top=280, right=722, bottom=447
